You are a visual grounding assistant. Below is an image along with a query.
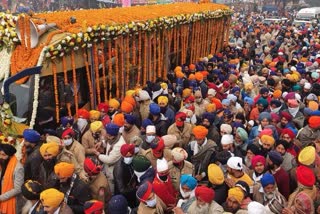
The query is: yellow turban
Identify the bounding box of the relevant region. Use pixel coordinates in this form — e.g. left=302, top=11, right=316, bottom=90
left=192, top=125, right=208, bottom=139
left=182, top=88, right=192, bottom=98
left=126, top=90, right=136, bottom=97
left=298, top=146, right=315, bottom=166
left=40, top=142, right=60, bottom=157
left=228, top=187, right=244, bottom=204
left=89, top=110, right=101, bottom=120
left=40, top=188, right=64, bottom=208
left=90, top=121, right=103, bottom=133
left=54, top=162, right=75, bottom=178
left=206, top=103, right=216, bottom=113
left=158, top=96, right=168, bottom=105
left=244, top=82, right=253, bottom=91
left=160, top=82, right=168, bottom=90
left=308, top=101, right=319, bottom=111
left=113, top=113, right=125, bottom=127
left=108, top=98, right=120, bottom=109
left=260, top=135, right=275, bottom=146
left=208, top=163, right=224, bottom=185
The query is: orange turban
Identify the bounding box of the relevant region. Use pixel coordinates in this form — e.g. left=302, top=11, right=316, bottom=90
left=109, top=98, right=120, bottom=109
left=113, top=113, right=125, bottom=127
left=195, top=72, right=203, bottom=81
left=309, top=116, right=320, bottom=129
left=123, top=95, right=136, bottom=107
left=308, top=101, right=319, bottom=111
left=40, top=142, right=60, bottom=157
left=54, top=162, right=75, bottom=178
left=174, top=66, right=182, bottom=73
left=188, top=74, right=195, bottom=80
left=120, top=101, right=134, bottom=113
left=40, top=188, right=64, bottom=208
left=211, top=98, right=222, bottom=110
left=189, top=64, right=196, bottom=70
left=192, top=125, right=208, bottom=139
left=206, top=103, right=216, bottom=113
left=176, top=71, right=184, bottom=78
left=89, top=110, right=101, bottom=120
left=273, top=90, right=282, bottom=99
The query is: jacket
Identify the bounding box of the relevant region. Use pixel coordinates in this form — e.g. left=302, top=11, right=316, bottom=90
left=66, top=140, right=86, bottom=179
left=122, top=125, right=140, bottom=144
left=297, top=125, right=320, bottom=147
left=143, top=148, right=172, bottom=169
left=167, top=122, right=193, bottom=149
left=24, top=145, right=43, bottom=181
left=98, top=135, right=126, bottom=181
left=87, top=172, right=111, bottom=205
left=82, top=128, right=107, bottom=155
left=0, top=161, right=25, bottom=214
left=168, top=160, right=194, bottom=191
left=113, top=158, right=138, bottom=207
left=152, top=175, right=178, bottom=207
left=253, top=182, right=287, bottom=206
left=150, top=114, right=169, bottom=137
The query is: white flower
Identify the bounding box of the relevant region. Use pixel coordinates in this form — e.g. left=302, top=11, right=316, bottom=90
left=87, top=27, right=92, bottom=33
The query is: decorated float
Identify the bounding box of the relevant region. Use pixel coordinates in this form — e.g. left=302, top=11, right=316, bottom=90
left=0, top=2, right=232, bottom=141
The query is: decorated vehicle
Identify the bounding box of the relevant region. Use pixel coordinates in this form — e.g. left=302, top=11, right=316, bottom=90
left=0, top=3, right=232, bottom=138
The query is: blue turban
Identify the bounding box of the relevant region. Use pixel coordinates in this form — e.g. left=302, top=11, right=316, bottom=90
left=260, top=87, right=269, bottom=95
left=244, top=97, right=254, bottom=106
left=222, top=99, right=231, bottom=106
left=142, top=119, right=153, bottom=129
left=149, top=103, right=160, bottom=115
left=261, top=173, right=275, bottom=188
left=124, top=114, right=136, bottom=125
left=230, top=87, right=240, bottom=94
left=258, top=112, right=271, bottom=122
left=202, top=112, right=215, bottom=125
left=180, top=174, right=197, bottom=190
left=23, top=129, right=41, bottom=143
left=236, top=127, right=248, bottom=141
left=60, top=116, right=74, bottom=127
left=106, top=123, right=120, bottom=136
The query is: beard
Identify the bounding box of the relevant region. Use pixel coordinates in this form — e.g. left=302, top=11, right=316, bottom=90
left=0, top=158, right=9, bottom=174
left=224, top=204, right=240, bottom=213
left=43, top=158, right=56, bottom=171
left=196, top=203, right=210, bottom=214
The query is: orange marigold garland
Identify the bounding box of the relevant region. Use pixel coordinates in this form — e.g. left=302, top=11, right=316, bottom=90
left=107, top=41, right=112, bottom=99
left=119, top=36, right=124, bottom=98
left=100, top=41, right=107, bottom=102
left=143, top=33, right=147, bottom=86
left=52, top=61, right=60, bottom=123
left=93, top=44, right=101, bottom=104
left=157, top=31, right=161, bottom=78
left=125, top=36, right=130, bottom=91
left=71, top=51, right=79, bottom=118
left=62, top=56, right=71, bottom=116
left=83, top=50, right=94, bottom=109
left=137, top=31, right=142, bottom=85
left=115, top=39, right=120, bottom=98
left=153, top=32, right=157, bottom=82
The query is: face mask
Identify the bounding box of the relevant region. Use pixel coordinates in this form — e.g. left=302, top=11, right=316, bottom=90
left=123, top=157, right=133, bottom=165
left=180, top=185, right=192, bottom=198
left=134, top=147, right=140, bottom=154
left=146, top=197, right=157, bottom=208
left=77, top=118, right=88, bottom=132
left=146, top=135, right=155, bottom=143
left=184, top=104, right=190, bottom=108
left=185, top=118, right=191, bottom=123
left=63, top=139, right=73, bottom=146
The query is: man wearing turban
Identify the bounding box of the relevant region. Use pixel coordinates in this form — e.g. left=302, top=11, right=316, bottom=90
left=82, top=121, right=107, bottom=156
left=186, top=185, right=223, bottom=213
left=224, top=187, right=246, bottom=213
left=188, top=125, right=217, bottom=183
left=168, top=112, right=193, bottom=149
left=54, top=162, right=92, bottom=213
left=56, top=116, right=81, bottom=142
left=148, top=103, right=169, bottom=137
left=38, top=142, right=60, bottom=189
left=193, top=90, right=209, bottom=118
left=96, top=123, right=126, bottom=194
left=97, top=102, right=111, bottom=126
left=157, top=96, right=175, bottom=125
left=122, top=114, right=140, bottom=145
left=23, top=129, right=43, bottom=181
left=40, top=188, right=73, bottom=214
left=0, top=143, right=24, bottom=213
left=297, top=115, right=320, bottom=147
left=113, top=144, right=138, bottom=208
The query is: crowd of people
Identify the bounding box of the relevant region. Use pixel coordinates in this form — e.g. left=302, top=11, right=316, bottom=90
left=1, top=10, right=320, bottom=214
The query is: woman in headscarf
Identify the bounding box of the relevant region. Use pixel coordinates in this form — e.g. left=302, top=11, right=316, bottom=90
left=282, top=192, right=314, bottom=214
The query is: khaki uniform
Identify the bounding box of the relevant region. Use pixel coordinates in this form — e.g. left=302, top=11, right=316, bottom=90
left=143, top=148, right=172, bottom=169
left=137, top=196, right=166, bottom=214
left=122, top=125, right=140, bottom=144
left=168, top=160, right=194, bottom=191
left=87, top=172, right=111, bottom=205
left=82, top=128, right=107, bottom=155
left=167, top=123, right=193, bottom=149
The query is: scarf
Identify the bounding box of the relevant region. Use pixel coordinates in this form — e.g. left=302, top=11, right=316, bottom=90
left=0, top=156, right=18, bottom=214
left=288, top=107, right=299, bottom=118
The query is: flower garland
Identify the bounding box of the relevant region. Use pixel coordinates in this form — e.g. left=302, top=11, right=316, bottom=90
left=71, top=51, right=79, bottom=117
left=100, top=41, right=107, bottom=102
left=119, top=36, right=124, bottom=98
left=61, top=56, right=71, bottom=116
left=0, top=49, right=12, bottom=81
left=107, top=41, right=112, bottom=99
left=125, top=36, right=130, bottom=91
left=0, top=13, right=18, bottom=50
left=137, top=31, right=142, bottom=85
left=143, top=33, right=147, bottom=86
left=93, top=44, right=101, bottom=104
left=115, top=39, right=119, bottom=98
left=83, top=50, right=94, bottom=108
left=52, top=61, right=60, bottom=123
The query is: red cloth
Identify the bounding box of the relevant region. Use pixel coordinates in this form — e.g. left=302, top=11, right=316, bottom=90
left=296, top=165, right=315, bottom=187
left=273, top=167, right=290, bottom=200
left=101, top=115, right=111, bottom=126
left=152, top=175, right=178, bottom=207
left=195, top=186, right=215, bottom=203
left=120, top=144, right=135, bottom=156
left=61, top=128, right=75, bottom=139
left=251, top=155, right=266, bottom=168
